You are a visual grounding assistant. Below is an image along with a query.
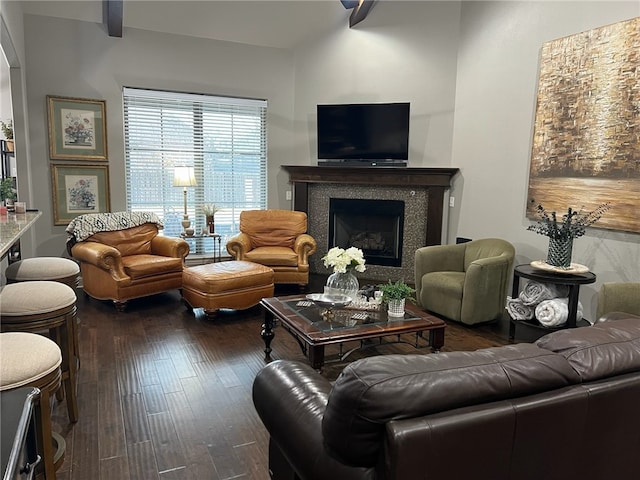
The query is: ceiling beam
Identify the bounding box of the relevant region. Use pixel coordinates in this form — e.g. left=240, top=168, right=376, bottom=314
left=348, top=0, right=377, bottom=28
left=104, top=0, right=123, bottom=38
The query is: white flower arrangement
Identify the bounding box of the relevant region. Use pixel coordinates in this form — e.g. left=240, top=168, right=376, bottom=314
left=322, top=246, right=366, bottom=274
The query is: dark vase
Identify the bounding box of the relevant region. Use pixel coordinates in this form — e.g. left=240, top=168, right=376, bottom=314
left=547, top=237, right=573, bottom=268
left=206, top=215, right=215, bottom=234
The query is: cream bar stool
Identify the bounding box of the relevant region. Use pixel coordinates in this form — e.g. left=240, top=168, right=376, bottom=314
left=0, top=281, right=79, bottom=424
left=5, top=257, right=80, bottom=289
left=0, top=332, right=64, bottom=480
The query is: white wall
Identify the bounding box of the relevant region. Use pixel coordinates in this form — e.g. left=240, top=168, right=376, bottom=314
left=293, top=1, right=461, bottom=168
left=450, top=1, right=640, bottom=318
left=22, top=14, right=295, bottom=256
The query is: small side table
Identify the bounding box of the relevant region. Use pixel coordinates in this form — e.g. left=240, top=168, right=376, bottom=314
left=509, top=264, right=596, bottom=340
left=181, top=233, right=222, bottom=263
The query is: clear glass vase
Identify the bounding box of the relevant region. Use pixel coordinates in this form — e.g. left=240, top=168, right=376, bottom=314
left=325, top=270, right=359, bottom=300
left=547, top=237, right=573, bottom=268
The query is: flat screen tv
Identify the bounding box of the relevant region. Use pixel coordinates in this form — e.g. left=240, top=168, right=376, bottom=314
left=317, top=102, right=410, bottom=166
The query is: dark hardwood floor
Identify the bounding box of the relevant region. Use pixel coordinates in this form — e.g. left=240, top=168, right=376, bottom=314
left=52, top=275, right=513, bottom=480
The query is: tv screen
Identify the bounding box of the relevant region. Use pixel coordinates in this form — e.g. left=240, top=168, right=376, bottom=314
left=317, top=102, right=410, bottom=163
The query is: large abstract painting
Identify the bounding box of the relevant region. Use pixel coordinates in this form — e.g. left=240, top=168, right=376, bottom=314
left=527, top=17, right=640, bottom=233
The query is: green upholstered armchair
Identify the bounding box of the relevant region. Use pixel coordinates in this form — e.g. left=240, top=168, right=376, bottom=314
left=415, top=238, right=515, bottom=325
left=596, top=282, right=640, bottom=321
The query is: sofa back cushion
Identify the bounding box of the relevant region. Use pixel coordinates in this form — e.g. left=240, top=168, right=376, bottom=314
left=322, top=343, right=579, bottom=468
left=240, top=210, right=307, bottom=249
left=536, top=316, right=640, bottom=382
left=87, top=223, right=158, bottom=256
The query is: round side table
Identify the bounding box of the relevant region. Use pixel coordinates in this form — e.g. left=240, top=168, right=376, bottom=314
left=508, top=264, right=596, bottom=340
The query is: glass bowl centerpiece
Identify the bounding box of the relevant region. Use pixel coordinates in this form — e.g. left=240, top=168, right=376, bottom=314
left=321, top=246, right=366, bottom=300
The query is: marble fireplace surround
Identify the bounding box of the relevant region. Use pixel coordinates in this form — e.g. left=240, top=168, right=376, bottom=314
left=282, top=166, right=459, bottom=283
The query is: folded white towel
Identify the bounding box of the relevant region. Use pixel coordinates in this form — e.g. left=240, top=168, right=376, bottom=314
left=505, top=296, right=535, bottom=321
left=519, top=281, right=569, bottom=306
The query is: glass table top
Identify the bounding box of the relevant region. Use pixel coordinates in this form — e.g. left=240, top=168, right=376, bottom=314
left=284, top=299, right=420, bottom=333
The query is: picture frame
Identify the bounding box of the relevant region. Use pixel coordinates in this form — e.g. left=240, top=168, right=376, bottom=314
left=527, top=17, right=640, bottom=234
left=47, top=95, right=108, bottom=161
left=51, top=164, right=110, bottom=225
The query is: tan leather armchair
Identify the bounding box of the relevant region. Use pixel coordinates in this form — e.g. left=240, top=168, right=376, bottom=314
left=415, top=238, right=515, bottom=325
left=66, top=212, right=189, bottom=310
left=226, top=210, right=317, bottom=286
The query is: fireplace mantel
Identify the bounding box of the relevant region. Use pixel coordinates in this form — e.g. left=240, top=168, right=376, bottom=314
left=283, top=166, right=459, bottom=246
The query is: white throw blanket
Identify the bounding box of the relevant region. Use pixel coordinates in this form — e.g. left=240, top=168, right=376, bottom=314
left=535, top=298, right=584, bottom=327
left=519, top=281, right=570, bottom=306
left=505, top=296, right=535, bottom=321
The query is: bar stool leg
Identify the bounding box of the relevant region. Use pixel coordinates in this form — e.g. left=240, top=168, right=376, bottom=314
left=61, top=313, right=79, bottom=423
left=34, top=385, right=58, bottom=480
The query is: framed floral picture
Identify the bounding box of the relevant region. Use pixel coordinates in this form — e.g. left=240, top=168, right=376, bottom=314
left=51, top=164, right=110, bottom=225
left=47, top=95, right=108, bottom=161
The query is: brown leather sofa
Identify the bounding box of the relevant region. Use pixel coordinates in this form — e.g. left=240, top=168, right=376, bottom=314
left=253, top=313, right=640, bottom=480
left=226, top=209, right=317, bottom=286
left=67, top=212, right=189, bottom=310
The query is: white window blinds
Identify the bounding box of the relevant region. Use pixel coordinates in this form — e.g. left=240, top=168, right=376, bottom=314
left=123, top=87, right=267, bottom=252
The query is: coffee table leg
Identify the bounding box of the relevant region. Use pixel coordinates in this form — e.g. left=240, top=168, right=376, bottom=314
left=308, top=345, right=325, bottom=371
left=429, top=327, right=445, bottom=353
left=261, top=310, right=275, bottom=362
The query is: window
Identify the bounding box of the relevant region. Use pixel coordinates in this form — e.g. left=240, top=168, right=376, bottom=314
left=123, top=87, right=267, bottom=254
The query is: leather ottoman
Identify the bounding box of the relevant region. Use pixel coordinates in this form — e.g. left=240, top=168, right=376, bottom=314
left=182, top=261, right=274, bottom=318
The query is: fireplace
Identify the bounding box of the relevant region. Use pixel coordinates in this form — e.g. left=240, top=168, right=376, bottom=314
left=282, top=166, right=459, bottom=282
left=329, top=198, right=404, bottom=267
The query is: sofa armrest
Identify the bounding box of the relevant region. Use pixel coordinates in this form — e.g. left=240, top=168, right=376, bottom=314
left=253, top=361, right=369, bottom=480
left=226, top=232, right=252, bottom=259
left=71, top=241, right=131, bottom=285
left=150, top=235, right=190, bottom=259
left=460, top=255, right=512, bottom=321
left=293, top=234, right=317, bottom=270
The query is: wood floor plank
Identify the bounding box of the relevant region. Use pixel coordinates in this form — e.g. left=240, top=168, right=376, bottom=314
left=168, top=345, right=197, bottom=379
left=68, top=406, right=99, bottom=478
left=147, top=411, right=187, bottom=473
left=164, top=388, right=208, bottom=443
left=115, top=337, right=143, bottom=395
left=127, top=440, right=159, bottom=480
left=97, top=368, right=127, bottom=459
left=122, top=393, right=151, bottom=445
left=142, top=383, right=170, bottom=415
left=154, top=358, right=184, bottom=394
left=100, top=455, right=131, bottom=480
left=134, top=352, right=162, bottom=387
left=165, top=390, right=221, bottom=479
left=78, top=322, right=98, bottom=384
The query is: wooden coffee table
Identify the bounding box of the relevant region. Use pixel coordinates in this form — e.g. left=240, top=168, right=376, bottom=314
left=260, top=295, right=446, bottom=370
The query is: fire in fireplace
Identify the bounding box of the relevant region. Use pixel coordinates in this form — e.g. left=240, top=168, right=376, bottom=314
left=328, top=198, right=404, bottom=267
